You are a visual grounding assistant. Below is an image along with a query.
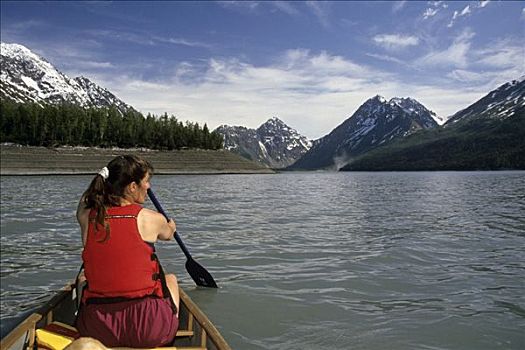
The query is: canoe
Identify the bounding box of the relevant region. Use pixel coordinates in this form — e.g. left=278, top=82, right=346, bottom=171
left=0, top=283, right=231, bottom=350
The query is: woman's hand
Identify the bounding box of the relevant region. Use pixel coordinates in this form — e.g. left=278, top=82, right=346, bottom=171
left=167, top=219, right=177, bottom=238
left=156, top=216, right=176, bottom=241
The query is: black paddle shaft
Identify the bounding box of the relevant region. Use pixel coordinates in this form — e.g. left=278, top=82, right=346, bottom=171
left=147, top=189, right=218, bottom=288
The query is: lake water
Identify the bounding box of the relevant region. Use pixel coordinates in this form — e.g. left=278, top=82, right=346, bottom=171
left=1, top=172, right=524, bottom=349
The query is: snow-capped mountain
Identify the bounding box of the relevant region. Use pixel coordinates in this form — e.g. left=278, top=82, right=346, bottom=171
left=215, top=117, right=312, bottom=168
left=290, top=95, right=439, bottom=170
left=445, top=77, right=525, bottom=126
left=0, top=42, right=134, bottom=113
left=340, top=77, right=525, bottom=171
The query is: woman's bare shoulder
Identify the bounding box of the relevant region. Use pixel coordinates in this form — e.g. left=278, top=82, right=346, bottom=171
left=138, top=207, right=165, bottom=225
left=140, top=207, right=162, bottom=217
left=137, top=207, right=166, bottom=242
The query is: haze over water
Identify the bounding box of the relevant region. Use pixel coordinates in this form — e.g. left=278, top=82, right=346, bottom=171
left=1, top=172, right=524, bottom=349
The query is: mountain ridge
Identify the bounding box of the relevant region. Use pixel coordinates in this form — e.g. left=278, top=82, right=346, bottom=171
left=0, top=42, right=134, bottom=114
left=445, top=76, right=525, bottom=126
left=340, top=78, right=525, bottom=171
left=289, top=95, right=439, bottom=170
left=215, top=117, right=312, bottom=168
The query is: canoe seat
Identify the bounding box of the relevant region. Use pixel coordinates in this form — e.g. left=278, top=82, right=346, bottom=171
left=175, top=329, right=194, bottom=337
left=36, top=321, right=80, bottom=349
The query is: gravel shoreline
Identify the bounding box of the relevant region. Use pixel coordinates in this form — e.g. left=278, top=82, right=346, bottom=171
left=0, top=145, right=274, bottom=175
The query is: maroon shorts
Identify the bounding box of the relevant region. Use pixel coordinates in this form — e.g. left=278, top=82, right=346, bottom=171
left=76, top=297, right=179, bottom=347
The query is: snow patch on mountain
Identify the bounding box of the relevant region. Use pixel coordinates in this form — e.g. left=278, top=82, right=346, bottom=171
left=445, top=77, right=525, bottom=126
left=0, top=42, right=134, bottom=113
left=290, top=95, right=439, bottom=170
left=215, top=117, right=312, bottom=168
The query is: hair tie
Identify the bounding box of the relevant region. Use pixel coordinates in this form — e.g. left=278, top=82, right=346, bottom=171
left=98, top=167, right=109, bottom=180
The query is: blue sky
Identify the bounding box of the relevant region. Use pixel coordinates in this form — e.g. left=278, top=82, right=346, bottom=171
left=1, top=1, right=524, bottom=139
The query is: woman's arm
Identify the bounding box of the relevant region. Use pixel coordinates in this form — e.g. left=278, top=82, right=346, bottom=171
left=159, top=217, right=177, bottom=241
left=76, top=195, right=90, bottom=246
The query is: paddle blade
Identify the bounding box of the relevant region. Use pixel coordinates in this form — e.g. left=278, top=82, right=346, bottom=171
left=186, top=258, right=218, bottom=288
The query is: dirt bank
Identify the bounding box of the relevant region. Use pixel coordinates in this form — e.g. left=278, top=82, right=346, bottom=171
left=0, top=145, right=274, bottom=175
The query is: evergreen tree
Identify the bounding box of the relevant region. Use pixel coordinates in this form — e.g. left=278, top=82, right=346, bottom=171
left=0, top=100, right=224, bottom=151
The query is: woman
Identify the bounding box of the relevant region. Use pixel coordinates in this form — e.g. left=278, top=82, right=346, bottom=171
left=75, top=155, right=179, bottom=347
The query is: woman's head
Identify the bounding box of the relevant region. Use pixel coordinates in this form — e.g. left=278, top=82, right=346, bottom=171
left=83, top=155, right=154, bottom=234
left=105, top=155, right=153, bottom=204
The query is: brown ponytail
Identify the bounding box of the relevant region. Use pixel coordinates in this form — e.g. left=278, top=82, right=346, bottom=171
left=83, top=173, right=108, bottom=241
left=82, top=155, right=153, bottom=242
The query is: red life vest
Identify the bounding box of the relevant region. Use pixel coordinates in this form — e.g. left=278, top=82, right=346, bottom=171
left=82, top=204, right=163, bottom=302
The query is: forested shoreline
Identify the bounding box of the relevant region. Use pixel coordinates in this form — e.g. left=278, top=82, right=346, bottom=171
left=0, top=100, right=223, bottom=150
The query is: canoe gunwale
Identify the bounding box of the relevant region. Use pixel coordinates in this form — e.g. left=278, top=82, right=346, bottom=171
left=0, top=284, right=74, bottom=349
left=0, top=313, right=41, bottom=349
left=178, top=288, right=231, bottom=350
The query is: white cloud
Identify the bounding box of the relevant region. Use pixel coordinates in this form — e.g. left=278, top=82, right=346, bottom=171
left=460, top=5, right=471, bottom=16
left=446, top=68, right=522, bottom=101
left=278, top=48, right=371, bottom=76
left=83, top=30, right=212, bottom=49
left=448, top=4, right=472, bottom=27
left=478, top=1, right=490, bottom=9
left=306, top=1, right=331, bottom=28
left=403, top=84, right=488, bottom=119
left=416, top=29, right=474, bottom=68
left=6, top=19, right=47, bottom=31
left=153, top=36, right=213, bottom=49
left=468, top=39, right=525, bottom=84
left=448, top=69, right=488, bottom=83
left=392, top=1, right=407, bottom=13
left=373, top=34, right=419, bottom=50
left=366, top=53, right=407, bottom=66
left=271, top=1, right=300, bottom=16
left=76, top=61, right=114, bottom=69
left=419, top=35, right=523, bottom=89
left=448, top=13, right=459, bottom=27
left=84, top=29, right=155, bottom=46
left=422, top=1, right=449, bottom=19
left=423, top=8, right=439, bottom=19
left=217, top=1, right=259, bottom=12
left=475, top=45, right=524, bottom=69
left=446, top=2, right=490, bottom=27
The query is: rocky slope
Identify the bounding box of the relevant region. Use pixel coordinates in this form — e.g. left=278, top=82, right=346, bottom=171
left=289, top=96, right=439, bottom=170
left=215, top=117, right=312, bottom=168
left=445, top=76, right=525, bottom=126
left=341, top=77, right=525, bottom=171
